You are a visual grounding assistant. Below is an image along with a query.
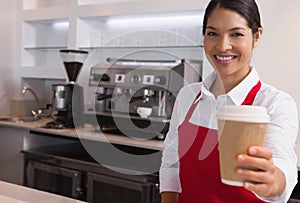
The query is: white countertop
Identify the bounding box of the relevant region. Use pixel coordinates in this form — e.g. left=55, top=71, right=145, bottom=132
left=0, top=117, right=164, bottom=151
left=0, top=181, right=86, bottom=203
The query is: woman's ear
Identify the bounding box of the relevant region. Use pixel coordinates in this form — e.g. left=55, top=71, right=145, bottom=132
left=253, top=28, right=263, bottom=47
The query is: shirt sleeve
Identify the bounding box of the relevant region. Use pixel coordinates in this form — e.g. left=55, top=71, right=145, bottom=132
left=159, top=91, right=182, bottom=193
left=258, top=92, right=298, bottom=202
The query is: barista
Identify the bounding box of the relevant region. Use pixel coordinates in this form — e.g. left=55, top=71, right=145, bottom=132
left=159, top=0, right=298, bottom=202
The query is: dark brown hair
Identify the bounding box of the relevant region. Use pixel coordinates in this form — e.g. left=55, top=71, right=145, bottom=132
left=202, top=0, right=262, bottom=35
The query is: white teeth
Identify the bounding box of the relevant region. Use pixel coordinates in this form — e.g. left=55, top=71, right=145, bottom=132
left=216, top=55, right=234, bottom=61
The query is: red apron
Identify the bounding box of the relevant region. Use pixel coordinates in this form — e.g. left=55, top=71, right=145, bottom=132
left=178, top=81, right=266, bottom=203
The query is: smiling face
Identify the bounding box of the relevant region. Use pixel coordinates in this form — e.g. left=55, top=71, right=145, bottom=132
left=204, top=7, right=262, bottom=83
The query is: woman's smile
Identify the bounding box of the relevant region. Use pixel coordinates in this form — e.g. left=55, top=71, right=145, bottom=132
left=214, top=54, right=238, bottom=65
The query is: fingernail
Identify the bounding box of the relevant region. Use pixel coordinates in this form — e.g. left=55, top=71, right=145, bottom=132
left=249, top=148, right=257, bottom=155
left=236, top=168, right=243, bottom=175
left=237, top=155, right=245, bottom=163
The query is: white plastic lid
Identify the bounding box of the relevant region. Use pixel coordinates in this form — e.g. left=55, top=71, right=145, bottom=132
left=216, top=105, right=270, bottom=123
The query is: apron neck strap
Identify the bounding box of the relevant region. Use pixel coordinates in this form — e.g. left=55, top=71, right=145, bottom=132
left=183, top=91, right=202, bottom=121
left=241, top=81, right=261, bottom=105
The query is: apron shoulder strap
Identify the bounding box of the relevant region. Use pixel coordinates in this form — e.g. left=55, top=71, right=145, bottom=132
left=183, top=91, right=202, bottom=121
left=242, top=81, right=261, bottom=105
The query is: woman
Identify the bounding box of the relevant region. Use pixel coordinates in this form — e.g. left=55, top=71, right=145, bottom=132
left=160, top=0, right=298, bottom=202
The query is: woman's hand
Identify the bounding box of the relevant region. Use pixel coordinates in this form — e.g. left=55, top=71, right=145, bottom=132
left=236, top=146, right=286, bottom=197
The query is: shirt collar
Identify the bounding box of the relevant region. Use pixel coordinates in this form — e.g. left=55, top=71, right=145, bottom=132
left=202, top=71, right=217, bottom=95
left=202, top=67, right=260, bottom=105
left=228, top=67, right=260, bottom=105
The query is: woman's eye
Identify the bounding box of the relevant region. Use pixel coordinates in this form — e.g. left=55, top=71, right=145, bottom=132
left=231, top=33, right=244, bottom=37
left=206, top=32, right=217, bottom=36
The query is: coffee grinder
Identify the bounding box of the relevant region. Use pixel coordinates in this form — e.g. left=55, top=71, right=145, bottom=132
left=47, top=49, right=89, bottom=129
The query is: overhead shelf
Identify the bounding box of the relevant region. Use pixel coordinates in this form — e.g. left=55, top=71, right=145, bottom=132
left=17, top=0, right=207, bottom=84
left=23, top=46, right=68, bottom=51
left=79, top=45, right=203, bottom=50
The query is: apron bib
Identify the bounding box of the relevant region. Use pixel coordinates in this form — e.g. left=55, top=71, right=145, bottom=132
left=178, top=81, right=266, bottom=203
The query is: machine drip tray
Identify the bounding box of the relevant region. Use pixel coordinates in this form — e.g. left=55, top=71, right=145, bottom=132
left=85, top=112, right=169, bottom=140
left=44, top=121, right=66, bottom=129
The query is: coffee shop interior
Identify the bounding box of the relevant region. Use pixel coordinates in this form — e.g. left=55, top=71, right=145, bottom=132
left=1, top=0, right=300, bottom=202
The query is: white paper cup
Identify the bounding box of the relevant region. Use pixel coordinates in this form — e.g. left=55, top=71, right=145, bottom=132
left=216, top=105, right=270, bottom=186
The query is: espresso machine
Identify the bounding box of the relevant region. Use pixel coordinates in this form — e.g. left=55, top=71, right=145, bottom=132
left=47, top=49, right=89, bottom=129
left=86, top=58, right=202, bottom=139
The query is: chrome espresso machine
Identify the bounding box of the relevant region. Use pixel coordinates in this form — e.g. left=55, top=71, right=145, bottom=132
left=86, top=58, right=202, bottom=139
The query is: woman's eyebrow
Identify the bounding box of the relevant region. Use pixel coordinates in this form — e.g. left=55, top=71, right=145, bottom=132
left=206, top=26, right=246, bottom=31
left=206, top=26, right=216, bottom=30
left=229, top=27, right=246, bottom=31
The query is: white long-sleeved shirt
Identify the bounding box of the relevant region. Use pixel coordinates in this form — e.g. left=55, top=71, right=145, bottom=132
left=160, top=67, right=298, bottom=202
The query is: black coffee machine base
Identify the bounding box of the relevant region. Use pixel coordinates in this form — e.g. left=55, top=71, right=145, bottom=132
left=51, top=83, right=85, bottom=129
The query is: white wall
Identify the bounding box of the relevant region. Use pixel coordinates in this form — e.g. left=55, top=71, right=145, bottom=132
left=0, top=0, right=16, bottom=115
left=253, top=1, right=300, bottom=117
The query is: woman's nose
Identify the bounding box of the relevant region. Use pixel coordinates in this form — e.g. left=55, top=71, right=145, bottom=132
left=216, top=36, right=232, bottom=52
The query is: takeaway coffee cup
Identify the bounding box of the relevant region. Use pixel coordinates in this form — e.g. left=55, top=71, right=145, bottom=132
left=216, top=105, right=270, bottom=186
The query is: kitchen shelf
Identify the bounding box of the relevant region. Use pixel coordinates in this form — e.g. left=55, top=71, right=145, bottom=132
left=21, top=19, right=69, bottom=68
left=77, top=15, right=203, bottom=49
left=18, top=66, right=66, bottom=79
left=21, top=49, right=63, bottom=67
left=24, top=46, right=68, bottom=51
left=80, top=45, right=203, bottom=50
left=16, top=0, right=208, bottom=104
left=22, top=19, right=69, bottom=48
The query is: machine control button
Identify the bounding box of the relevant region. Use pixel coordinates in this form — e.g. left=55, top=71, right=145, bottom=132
left=100, top=74, right=110, bottom=82
left=115, top=74, right=125, bottom=83
left=143, top=75, right=154, bottom=85
left=154, top=76, right=166, bottom=85
left=132, top=74, right=141, bottom=84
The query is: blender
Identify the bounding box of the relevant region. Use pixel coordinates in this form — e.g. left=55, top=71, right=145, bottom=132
left=47, top=49, right=89, bottom=129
